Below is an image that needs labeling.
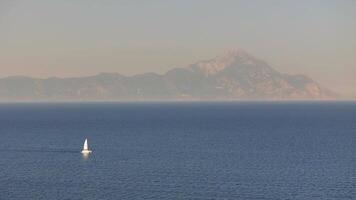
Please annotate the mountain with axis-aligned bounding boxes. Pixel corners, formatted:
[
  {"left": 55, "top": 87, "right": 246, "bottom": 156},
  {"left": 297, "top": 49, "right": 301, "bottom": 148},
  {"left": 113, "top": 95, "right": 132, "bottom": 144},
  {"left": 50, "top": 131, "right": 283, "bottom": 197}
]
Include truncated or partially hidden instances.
[{"left": 0, "top": 49, "right": 337, "bottom": 101}]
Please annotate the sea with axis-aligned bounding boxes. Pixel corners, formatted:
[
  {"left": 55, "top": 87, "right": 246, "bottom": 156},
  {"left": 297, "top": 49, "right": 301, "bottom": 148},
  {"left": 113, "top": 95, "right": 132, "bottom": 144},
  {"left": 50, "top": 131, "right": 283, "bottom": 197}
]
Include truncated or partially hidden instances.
[{"left": 0, "top": 102, "right": 355, "bottom": 200}]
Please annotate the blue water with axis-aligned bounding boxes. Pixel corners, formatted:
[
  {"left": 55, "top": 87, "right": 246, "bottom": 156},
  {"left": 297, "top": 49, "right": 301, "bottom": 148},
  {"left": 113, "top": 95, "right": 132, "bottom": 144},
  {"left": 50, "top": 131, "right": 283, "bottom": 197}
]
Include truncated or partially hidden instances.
[{"left": 0, "top": 102, "right": 355, "bottom": 199}]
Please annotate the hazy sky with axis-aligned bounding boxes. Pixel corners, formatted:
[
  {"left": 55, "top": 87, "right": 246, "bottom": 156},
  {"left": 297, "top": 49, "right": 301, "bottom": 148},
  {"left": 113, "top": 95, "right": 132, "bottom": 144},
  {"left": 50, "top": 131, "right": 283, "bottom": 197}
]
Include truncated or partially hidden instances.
[{"left": 0, "top": 0, "right": 355, "bottom": 96}]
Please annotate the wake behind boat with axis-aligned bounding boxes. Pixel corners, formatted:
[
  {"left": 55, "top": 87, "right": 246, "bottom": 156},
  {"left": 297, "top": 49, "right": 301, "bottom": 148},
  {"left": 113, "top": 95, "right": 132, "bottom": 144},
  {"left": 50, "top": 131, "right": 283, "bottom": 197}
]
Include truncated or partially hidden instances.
[{"left": 81, "top": 138, "right": 92, "bottom": 154}]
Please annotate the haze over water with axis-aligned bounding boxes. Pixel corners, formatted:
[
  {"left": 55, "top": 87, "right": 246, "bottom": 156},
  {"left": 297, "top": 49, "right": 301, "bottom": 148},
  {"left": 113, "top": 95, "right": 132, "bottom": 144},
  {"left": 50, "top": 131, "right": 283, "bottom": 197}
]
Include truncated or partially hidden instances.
[{"left": 0, "top": 102, "right": 355, "bottom": 199}]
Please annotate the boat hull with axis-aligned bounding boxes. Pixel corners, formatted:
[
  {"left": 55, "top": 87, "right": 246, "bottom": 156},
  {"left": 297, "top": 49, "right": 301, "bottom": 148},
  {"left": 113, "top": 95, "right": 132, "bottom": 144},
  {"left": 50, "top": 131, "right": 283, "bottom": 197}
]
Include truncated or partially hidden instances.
[{"left": 81, "top": 150, "right": 92, "bottom": 154}]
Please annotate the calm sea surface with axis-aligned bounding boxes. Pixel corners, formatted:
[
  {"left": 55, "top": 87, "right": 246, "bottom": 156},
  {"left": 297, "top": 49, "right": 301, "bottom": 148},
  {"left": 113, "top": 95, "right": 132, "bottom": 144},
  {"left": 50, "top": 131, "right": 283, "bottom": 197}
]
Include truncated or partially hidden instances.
[{"left": 0, "top": 102, "right": 355, "bottom": 199}]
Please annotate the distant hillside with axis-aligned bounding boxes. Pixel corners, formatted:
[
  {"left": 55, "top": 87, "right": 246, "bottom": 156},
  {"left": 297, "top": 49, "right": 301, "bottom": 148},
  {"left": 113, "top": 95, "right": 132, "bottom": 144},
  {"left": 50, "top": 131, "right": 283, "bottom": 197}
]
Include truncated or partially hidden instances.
[{"left": 0, "top": 49, "right": 337, "bottom": 101}]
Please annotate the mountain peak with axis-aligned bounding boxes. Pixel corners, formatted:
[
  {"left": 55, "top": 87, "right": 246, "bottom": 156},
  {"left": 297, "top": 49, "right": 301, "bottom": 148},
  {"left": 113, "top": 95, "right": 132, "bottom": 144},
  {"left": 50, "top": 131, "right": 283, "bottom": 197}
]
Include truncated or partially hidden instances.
[
  {"left": 190, "top": 48, "right": 267, "bottom": 76},
  {"left": 224, "top": 48, "right": 250, "bottom": 57},
  {"left": 219, "top": 48, "right": 264, "bottom": 64}
]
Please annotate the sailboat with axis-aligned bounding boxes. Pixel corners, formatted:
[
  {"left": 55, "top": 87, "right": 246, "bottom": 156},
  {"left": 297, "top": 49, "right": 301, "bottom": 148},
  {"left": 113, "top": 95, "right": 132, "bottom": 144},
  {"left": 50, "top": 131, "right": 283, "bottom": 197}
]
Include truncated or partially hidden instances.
[{"left": 81, "top": 138, "right": 92, "bottom": 154}]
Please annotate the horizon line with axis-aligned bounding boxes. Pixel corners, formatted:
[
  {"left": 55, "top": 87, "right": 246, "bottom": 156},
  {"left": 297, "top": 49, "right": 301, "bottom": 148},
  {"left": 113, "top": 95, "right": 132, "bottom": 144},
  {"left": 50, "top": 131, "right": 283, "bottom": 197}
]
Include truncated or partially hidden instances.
[{"left": 0, "top": 99, "right": 355, "bottom": 104}]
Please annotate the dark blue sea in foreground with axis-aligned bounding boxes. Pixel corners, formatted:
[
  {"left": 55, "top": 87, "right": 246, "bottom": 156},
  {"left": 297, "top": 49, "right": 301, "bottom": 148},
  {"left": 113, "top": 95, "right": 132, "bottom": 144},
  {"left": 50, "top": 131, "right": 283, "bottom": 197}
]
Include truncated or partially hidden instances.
[{"left": 0, "top": 102, "right": 355, "bottom": 199}]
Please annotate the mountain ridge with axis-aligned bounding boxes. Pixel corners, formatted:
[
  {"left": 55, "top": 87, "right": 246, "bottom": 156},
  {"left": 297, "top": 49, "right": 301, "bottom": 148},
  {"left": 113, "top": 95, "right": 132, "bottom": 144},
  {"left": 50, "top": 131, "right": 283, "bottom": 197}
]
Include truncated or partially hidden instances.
[{"left": 0, "top": 50, "right": 337, "bottom": 101}]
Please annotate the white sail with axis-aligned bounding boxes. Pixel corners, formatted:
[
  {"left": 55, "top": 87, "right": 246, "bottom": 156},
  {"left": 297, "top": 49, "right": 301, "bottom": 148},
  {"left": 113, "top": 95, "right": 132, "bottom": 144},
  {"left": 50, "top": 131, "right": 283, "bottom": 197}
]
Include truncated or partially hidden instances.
[
  {"left": 81, "top": 138, "right": 92, "bottom": 154},
  {"left": 83, "top": 139, "right": 88, "bottom": 150}
]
